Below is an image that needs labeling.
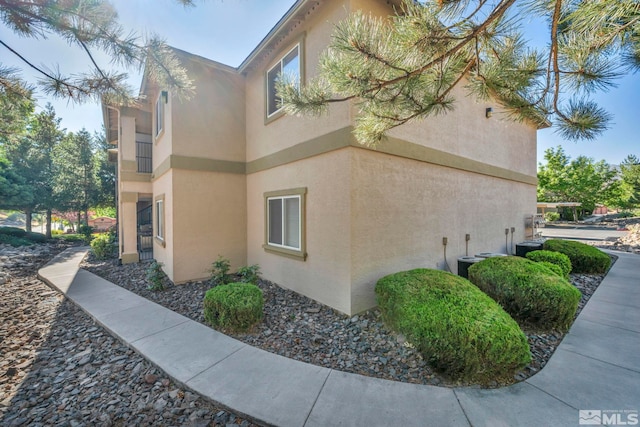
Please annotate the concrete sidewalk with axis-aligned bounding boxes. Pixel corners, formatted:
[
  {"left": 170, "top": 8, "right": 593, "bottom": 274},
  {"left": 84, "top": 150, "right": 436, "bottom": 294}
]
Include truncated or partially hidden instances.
[{"left": 39, "top": 248, "right": 640, "bottom": 427}]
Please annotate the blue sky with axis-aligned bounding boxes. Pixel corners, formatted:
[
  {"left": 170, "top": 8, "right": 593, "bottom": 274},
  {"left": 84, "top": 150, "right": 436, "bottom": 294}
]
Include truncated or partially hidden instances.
[{"left": 2, "top": 0, "right": 638, "bottom": 165}]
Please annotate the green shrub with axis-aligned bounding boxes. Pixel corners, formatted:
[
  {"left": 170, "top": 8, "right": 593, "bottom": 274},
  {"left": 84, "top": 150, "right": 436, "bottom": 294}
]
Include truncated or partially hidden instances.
[
  {"left": 538, "top": 261, "right": 564, "bottom": 277},
  {"left": 543, "top": 239, "right": 611, "bottom": 274},
  {"left": 53, "top": 234, "right": 85, "bottom": 242},
  {"left": 526, "top": 250, "right": 572, "bottom": 277},
  {"left": 90, "top": 232, "right": 117, "bottom": 259},
  {"left": 25, "top": 231, "right": 47, "bottom": 243},
  {"left": 0, "top": 234, "right": 32, "bottom": 247},
  {"left": 77, "top": 223, "right": 94, "bottom": 244},
  {"left": 146, "top": 261, "right": 167, "bottom": 291},
  {"left": 0, "top": 226, "right": 27, "bottom": 237},
  {"left": 544, "top": 212, "right": 560, "bottom": 222},
  {"left": 210, "top": 255, "right": 231, "bottom": 284},
  {"left": 51, "top": 229, "right": 64, "bottom": 236},
  {"left": 203, "top": 283, "right": 264, "bottom": 332},
  {"left": 468, "top": 257, "right": 581, "bottom": 331},
  {"left": 237, "top": 264, "right": 261, "bottom": 285},
  {"left": 375, "top": 269, "right": 530, "bottom": 382}
]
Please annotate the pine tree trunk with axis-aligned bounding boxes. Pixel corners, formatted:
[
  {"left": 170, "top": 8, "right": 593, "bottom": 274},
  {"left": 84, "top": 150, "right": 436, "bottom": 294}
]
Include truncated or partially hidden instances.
[
  {"left": 46, "top": 210, "right": 52, "bottom": 239},
  {"left": 25, "top": 209, "right": 32, "bottom": 232}
]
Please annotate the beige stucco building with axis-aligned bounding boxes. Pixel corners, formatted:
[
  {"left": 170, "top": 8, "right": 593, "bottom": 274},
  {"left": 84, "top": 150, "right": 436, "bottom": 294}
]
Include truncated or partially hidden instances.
[{"left": 102, "top": 0, "right": 541, "bottom": 315}]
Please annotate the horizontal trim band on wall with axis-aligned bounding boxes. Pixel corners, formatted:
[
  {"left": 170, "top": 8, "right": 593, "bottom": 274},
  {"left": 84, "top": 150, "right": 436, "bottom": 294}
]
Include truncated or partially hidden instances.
[
  {"left": 153, "top": 155, "right": 246, "bottom": 179},
  {"left": 146, "top": 127, "right": 537, "bottom": 186}
]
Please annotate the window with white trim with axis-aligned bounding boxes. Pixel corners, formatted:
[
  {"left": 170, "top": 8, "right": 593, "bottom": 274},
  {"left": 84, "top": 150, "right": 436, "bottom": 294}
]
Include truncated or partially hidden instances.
[
  {"left": 155, "top": 198, "right": 164, "bottom": 240},
  {"left": 266, "top": 44, "right": 300, "bottom": 118},
  {"left": 264, "top": 188, "right": 306, "bottom": 260},
  {"left": 268, "top": 195, "right": 300, "bottom": 249},
  {"left": 155, "top": 93, "right": 164, "bottom": 137}
]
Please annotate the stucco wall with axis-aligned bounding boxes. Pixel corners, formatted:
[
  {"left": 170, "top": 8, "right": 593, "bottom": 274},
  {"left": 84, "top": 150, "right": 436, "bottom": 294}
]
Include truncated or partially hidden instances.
[
  {"left": 152, "top": 170, "right": 174, "bottom": 280},
  {"left": 152, "top": 89, "right": 173, "bottom": 171},
  {"left": 172, "top": 59, "right": 245, "bottom": 162},
  {"left": 349, "top": 148, "right": 537, "bottom": 314},
  {"left": 171, "top": 169, "right": 247, "bottom": 283},
  {"left": 247, "top": 149, "right": 352, "bottom": 314},
  {"left": 244, "top": 1, "right": 351, "bottom": 162}
]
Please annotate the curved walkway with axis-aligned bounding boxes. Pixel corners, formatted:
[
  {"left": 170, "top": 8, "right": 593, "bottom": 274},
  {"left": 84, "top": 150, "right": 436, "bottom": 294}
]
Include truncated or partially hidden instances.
[{"left": 39, "top": 249, "right": 640, "bottom": 427}]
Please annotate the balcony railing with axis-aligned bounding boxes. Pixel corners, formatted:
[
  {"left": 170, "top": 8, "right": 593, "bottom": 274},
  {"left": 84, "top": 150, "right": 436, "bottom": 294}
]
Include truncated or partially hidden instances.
[{"left": 136, "top": 140, "right": 152, "bottom": 173}]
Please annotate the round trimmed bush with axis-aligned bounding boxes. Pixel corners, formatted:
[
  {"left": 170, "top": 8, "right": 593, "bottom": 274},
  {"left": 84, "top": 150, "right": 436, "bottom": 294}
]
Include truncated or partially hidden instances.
[
  {"left": 376, "top": 269, "right": 531, "bottom": 382},
  {"left": 25, "top": 231, "right": 47, "bottom": 243},
  {"left": 468, "top": 256, "right": 581, "bottom": 331},
  {"left": 0, "top": 226, "right": 27, "bottom": 237},
  {"left": 538, "top": 261, "right": 564, "bottom": 277},
  {"left": 203, "top": 283, "right": 264, "bottom": 332},
  {"left": 543, "top": 239, "right": 611, "bottom": 274},
  {"left": 526, "top": 250, "right": 571, "bottom": 277},
  {"left": 0, "top": 233, "right": 32, "bottom": 247}
]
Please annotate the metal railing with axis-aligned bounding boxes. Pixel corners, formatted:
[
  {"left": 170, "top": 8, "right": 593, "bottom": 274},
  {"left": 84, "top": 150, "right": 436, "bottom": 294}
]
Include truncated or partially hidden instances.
[{"left": 136, "top": 140, "right": 152, "bottom": 173}]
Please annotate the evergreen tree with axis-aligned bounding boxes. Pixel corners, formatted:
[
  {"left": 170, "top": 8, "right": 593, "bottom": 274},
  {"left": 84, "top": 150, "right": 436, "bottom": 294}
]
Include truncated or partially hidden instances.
[
  {"left": 619, "top": 155, "right": 640, "bottom": 207},
  {"left": 53, "top": 129, "right": 98, "bottom": 225},
  {"left": 4, "top": 103, "right": 64, "bottom": 235},
  {"left": 93, "top": 129, "right": 116, "bottom": 209},
  {"left": 280, "top": 0, "right": 640, "bottom": 145},
  {"left": 0, "top": 154, "right": 33, "bottom": 210}
]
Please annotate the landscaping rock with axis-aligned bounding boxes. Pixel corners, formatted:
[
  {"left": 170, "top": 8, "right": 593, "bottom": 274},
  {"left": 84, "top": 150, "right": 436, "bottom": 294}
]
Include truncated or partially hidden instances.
[
  {"left": 0, "top": 243, "right": 258, "bottom": 427},
  {"left": 82, "top": 253, "right": 612, "bottom": 388}
]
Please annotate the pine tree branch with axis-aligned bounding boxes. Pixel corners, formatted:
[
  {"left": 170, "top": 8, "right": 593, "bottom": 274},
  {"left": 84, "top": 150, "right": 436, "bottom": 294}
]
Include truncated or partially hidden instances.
[
  {"left": 322, "top": 0, "right": 516, "bottom": 104},
  {"left": 0, "top": 39, "right": 91, "bottom": 97}
]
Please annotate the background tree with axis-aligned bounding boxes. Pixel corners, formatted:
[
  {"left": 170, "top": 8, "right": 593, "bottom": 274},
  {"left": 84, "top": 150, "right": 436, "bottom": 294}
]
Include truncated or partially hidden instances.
[
  {"left": 93, "top": 129, "right": 116, "bottom": 209},
  {"left": 0, "top": 153, "right": 33, "bottom": 210},
  {"left": 0, "top": 0, "right": 195, "bottom": 105},
  {"left": 0, "top": 68, "right": 33, "bottom": 139},
  {"left": 538, "top": 146, "right": 620, "bottom": 219},
  {"left": 4, "top": 103, "right": 64, "bottom": 235},
  {"left": 619, "top": 155, "right": 640, "bottom": 207},
  {"left": 280, "top": 0, "right": 640, "bottom": 145},
  {"left": 53, "top": 129, "right": 98, "bottom": 226}
]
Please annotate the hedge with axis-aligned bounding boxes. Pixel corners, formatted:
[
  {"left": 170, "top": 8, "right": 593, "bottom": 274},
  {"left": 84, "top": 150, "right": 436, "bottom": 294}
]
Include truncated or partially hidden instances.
[
  {"left": 376, "top": 269, "right": 531, "bottom": 382},
  {"left": 526, "top": 250, "right": 572, "bottom": 277},
  {"left": 468, "top": 257, "right": 581, "bottom": 331},
  {"left": 203, "top": 283, "right": 264, "bottom": 332},
  {"left": 0, "top": 227, "right": 47, "bottom": 246},
  {"left": 543, "top": 239, "right": 611, "bottom": 274}
]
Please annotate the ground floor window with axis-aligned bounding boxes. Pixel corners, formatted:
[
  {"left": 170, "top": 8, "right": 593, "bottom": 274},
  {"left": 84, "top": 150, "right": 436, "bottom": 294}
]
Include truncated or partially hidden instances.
[
  {"left": 264, "top": 187, "right": 306, "bottom": 260},
  {"left": 155, "top": 195, "right": 165, "bottom": 245}
]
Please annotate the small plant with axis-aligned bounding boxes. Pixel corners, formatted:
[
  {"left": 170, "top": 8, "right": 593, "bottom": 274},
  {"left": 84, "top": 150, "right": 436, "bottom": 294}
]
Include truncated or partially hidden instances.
[
  {"left": 203, "top": 282, "right": 264, "bottom": 332},
  {"left": 146, "top": 261, "right": 167, "bottom": 291},
  {"left": 90, "top": 232, "right": 117, "bottom": 259},
  {"left": 544, "top": 212, "right": 560, "bottom": 222},
  {"left": 526, "top": 250, "right": 572, "bottom": 277},
  {"left": 210, "top": 255, "right": 231, "bottom": 285},
  {"left": 237, "top": 264, "right": 261, "bottom": 285}
]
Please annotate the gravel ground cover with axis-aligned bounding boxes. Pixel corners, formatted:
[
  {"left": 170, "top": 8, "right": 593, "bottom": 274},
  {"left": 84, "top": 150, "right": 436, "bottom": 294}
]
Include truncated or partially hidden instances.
[
  {"left": 1, "top": 243, "right": 258, "bottom": 427},
  {"left": 82, "top": 255, "right": 613, "bottom": 388}
]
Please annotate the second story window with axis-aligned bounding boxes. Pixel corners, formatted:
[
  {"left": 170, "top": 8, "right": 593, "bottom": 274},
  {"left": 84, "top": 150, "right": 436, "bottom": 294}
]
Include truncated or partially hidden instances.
[
  {"left": 266, "top": 44, "right": 300, "bottom": 118},
  {"left": 155, "top": 92, "right": 165, "bottom": 137}
]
